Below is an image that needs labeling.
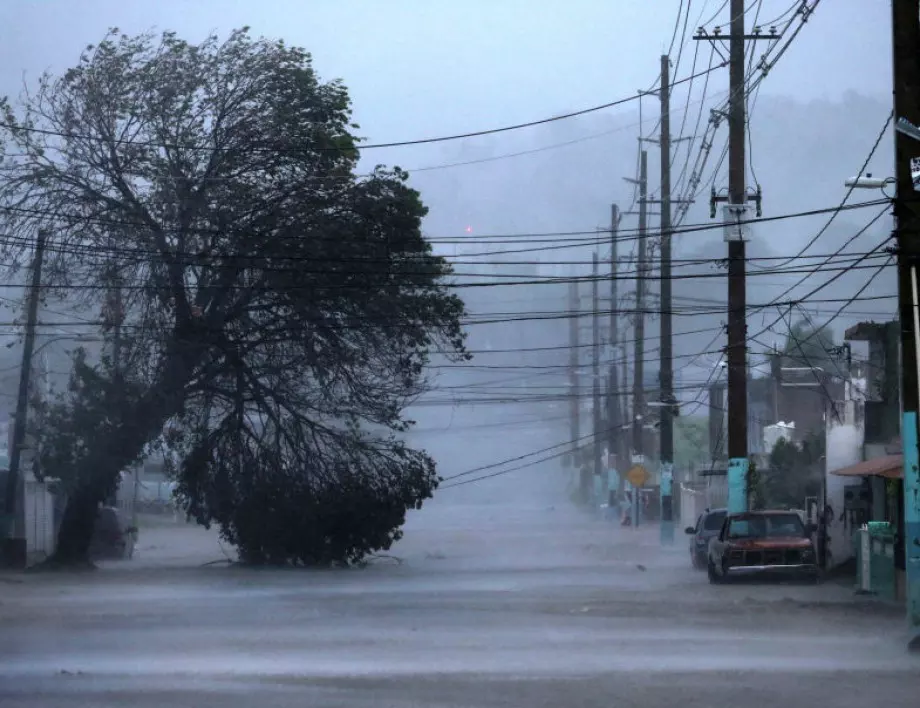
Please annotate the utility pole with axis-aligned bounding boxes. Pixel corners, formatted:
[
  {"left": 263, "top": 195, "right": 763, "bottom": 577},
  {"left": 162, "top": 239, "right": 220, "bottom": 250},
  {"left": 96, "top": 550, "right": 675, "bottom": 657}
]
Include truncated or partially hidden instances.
[
  {"left": 113, "top": 276, "right": 123, "bottom": 379},
  {"left": 892, "top": 0, "right": 920, "bottom": 652},
  {"left": 104, "top": 262, "right": 124, "bottom": 508},
  {"left": 658, "top": 54, "right": 675, "bottom": 545},
  {"left": 568, "top": 280, "right": 582, "bottom": 490},
  {"left": 725, "top": 0, "right": 748, "bottom": 515},
  {"left": 2, "top": 230, "right": 46, "bottom": 568},
  {"left": 631, "top": 153, "right": 648, "bottom": 470},
  {"left": 607, "top": 204, "right": 622, "bottom": 492},
  {"left": 592, "top": 252, "right": 603, "bottom": 505},
  {"left": 624, "top": 152, "right": 649, "bottom": 528},
  {"left": 697, "top": 1, "right": 765, "bottom": 514},
  {"left": 632, "top": 153, "right": 648, "bottom": 529}
]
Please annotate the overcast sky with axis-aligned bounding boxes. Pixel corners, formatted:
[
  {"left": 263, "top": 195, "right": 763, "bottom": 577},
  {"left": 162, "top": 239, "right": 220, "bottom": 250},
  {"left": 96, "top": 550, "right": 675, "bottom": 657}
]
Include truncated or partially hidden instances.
[
  {"left": 0, "top": 1, "right": 900, "bottom": 442},
  {"left": 0, "top": 1, "right": 891, "bottom": 149}
]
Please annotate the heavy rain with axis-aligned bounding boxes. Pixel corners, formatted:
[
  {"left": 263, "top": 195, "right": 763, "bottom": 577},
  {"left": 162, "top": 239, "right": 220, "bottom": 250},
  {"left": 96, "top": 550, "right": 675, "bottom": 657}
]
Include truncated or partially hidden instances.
[{"left": 0, "top": 1, "right": 919, "bottom": 706}]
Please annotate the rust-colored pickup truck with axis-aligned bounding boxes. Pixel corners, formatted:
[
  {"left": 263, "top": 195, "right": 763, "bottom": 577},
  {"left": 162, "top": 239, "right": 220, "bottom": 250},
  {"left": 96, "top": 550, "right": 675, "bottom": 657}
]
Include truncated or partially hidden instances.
[{"left": 706, "top": 510, "right": 819, "bottom": 584}]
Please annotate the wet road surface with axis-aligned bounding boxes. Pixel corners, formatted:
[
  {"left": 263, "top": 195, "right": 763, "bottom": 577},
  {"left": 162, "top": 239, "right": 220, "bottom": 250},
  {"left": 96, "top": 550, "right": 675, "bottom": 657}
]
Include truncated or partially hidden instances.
[{"left": 1, "top": 502, "right": 918, "bottom": 706}]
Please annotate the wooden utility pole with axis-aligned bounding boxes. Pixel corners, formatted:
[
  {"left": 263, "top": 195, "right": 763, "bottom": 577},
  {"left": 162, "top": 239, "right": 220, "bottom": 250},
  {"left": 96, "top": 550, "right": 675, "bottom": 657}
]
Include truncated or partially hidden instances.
[
  {"left": 607, "top": 204, "right": 622, "bottom": 480},
  {"left": 658, "top": 54, "right": 675, "bottom": 544},
  {"left": 113, "top": 277, "right": 123, "bottom": 379},
  {"left": 621, "top": 154, "right": 650, "bottom": 528},
  {"left": 2, "top": 230, "right": 46, "bottom": 568},
  {"left": 592, "top": 252, "right": 603, "bottom": 492},
  {"left": 568, "top": 280, "right": 580, "bottom": 462},
  {"left": 725, "top": 0, "right": 749, "bottom": 514},
  {"left": 104, "top": 262, "right": 124, "bottom": 508},
  {"left": 696, "top": 1, "right": 766, "bottom": 513},
  {"left": 630, "top": 152, "right": 648, "bottom": 469},
  {"left": 892, "top": 0, "right": 920, "bottom": 651}
]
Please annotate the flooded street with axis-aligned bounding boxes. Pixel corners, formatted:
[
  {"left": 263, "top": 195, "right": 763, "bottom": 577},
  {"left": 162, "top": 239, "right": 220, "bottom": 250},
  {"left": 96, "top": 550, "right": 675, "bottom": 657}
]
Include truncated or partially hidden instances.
[{"left": 1, "top": 502, "right": 918, "bottom": 707}]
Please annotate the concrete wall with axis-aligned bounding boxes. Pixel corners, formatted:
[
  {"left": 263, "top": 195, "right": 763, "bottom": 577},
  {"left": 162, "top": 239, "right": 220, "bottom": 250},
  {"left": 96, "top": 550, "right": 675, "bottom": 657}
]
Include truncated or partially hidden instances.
[{"left": 825, "top": 399, "right": 865, "bottom": 568}]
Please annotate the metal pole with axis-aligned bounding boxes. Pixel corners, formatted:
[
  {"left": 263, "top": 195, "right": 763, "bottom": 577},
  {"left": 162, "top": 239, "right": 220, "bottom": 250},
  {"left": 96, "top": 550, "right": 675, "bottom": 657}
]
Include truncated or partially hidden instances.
[
  {"left": 726, "top": 0, "right": 749, "bottom": 514},
  {"left": 892, "top": 0, "right": 920, "bottom": 652},
  {"left": 2, "top": 230, "right": 46, "bottom": 568},
  {"left": 659, "top": 54, "right": 675, "bottom": 545}
]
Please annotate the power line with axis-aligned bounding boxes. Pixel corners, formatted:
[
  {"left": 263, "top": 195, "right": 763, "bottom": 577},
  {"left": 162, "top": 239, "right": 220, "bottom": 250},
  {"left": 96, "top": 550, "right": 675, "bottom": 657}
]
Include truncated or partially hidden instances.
[
  {"left": 750, "top": 110, "right": 894, "bottom": 270},
  {"left": 435, "top": 264, "right": 893, "bottom": 488},
  {"left": 747, "top": 206, "right": 893, "bottom": 317},
  {"left": 0, "top": 259, "right": 891, "bottom": 300},
  {"left": 0, "top": 66, "right": 727, "bottom": 155},
  {"left": 747, "top": 244, "right": 895, "bottom": 356},
  {"left": 0, "top": 197, "right": 892, "bottom": 256}
]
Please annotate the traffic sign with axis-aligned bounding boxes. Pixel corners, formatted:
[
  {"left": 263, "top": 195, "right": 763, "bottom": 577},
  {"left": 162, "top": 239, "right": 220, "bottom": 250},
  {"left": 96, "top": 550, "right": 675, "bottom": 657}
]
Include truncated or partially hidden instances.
[{"left": 626, "top": 464, "right": 649, "bottom": 488}]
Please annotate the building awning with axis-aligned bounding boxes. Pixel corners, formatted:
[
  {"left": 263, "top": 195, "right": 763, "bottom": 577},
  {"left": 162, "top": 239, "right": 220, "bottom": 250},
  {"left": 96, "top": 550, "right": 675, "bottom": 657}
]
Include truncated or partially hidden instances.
[{"left": 830, "top": 454, "right": 904, "bottom": 480}]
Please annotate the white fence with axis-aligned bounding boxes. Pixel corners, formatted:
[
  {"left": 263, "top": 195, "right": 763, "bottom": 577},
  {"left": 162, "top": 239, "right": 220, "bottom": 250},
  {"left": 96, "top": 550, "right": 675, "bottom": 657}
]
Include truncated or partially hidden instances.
[
  {"left": 23, "top": 480, "right": 55, "bottom": 565},
  {"left": 705, "top": 475, "right": 729, "bottom": 509},
  {"left": 680, "top": 476, "right": 730, "bottom": 531},
  {"left": 680, "top": 483, "right": 708, "bottom": 531}
]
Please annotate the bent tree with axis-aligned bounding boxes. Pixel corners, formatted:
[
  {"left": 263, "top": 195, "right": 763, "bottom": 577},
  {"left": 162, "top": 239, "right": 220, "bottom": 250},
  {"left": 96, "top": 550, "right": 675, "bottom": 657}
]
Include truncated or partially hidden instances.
[{"left": 0, "top": 28, "right": 467, "bottom": 566}]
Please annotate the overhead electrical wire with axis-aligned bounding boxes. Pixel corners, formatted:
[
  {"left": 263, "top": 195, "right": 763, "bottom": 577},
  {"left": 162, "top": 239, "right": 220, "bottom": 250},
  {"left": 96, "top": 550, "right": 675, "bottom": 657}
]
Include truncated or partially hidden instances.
[
  {"left": 744, "top": 0, "right": 765, "bottom": 190},
  {"left": 435, "top": 255, "right": 893, "bottom": 487},
  {"left": 746, "top": 205, "right": 892, "bottom": 319},
  {"left": 0, "top": 197, "right": 891, "bottom": 259},
  {"left": 0, "top": 259, "right": 890, "bottom": 297},
  {"left": 671, "top": 0, "right": 819, "bottom": 225},
  {"left": 748, "top": 110, "right": 894, "bottom": 271},
  {"left": 0, "top": 66, "right": 727, "bottom": 156},
  {"left": 428, "top": 0, "right": 859, "bottom": 491}
]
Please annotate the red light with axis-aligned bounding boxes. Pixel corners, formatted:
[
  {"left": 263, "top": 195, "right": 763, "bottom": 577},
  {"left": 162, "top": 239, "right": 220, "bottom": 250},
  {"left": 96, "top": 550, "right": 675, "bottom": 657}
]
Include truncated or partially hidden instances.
[{"left": 465, "top": 226, "right": 473, "bottom": 233}]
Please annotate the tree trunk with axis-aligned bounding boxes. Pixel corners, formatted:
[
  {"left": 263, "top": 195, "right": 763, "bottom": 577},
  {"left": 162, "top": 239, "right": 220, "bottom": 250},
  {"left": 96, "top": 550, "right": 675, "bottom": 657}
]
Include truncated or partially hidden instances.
[
  {"left": 47, "top": 414, "right": 170, "bottom": 566},
  {"left": 48, "top": 486, "right": 101, "bottom": 567},
  {"left": 43, "top": 328, "right": 206, "bottom": 567}
]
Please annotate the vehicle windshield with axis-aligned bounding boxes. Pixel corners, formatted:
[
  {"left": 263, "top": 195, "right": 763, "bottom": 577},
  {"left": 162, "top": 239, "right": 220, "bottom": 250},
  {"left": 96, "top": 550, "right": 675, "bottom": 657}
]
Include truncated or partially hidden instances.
[
  {"left": 702, "top": 511, "right": 726, "bottom": 531},
  {"left": 726, "top": 513, "right": 805, "bottom": 539}
]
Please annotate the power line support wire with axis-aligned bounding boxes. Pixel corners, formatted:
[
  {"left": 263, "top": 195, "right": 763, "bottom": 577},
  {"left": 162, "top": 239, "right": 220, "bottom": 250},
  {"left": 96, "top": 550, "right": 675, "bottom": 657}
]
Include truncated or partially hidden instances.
[
  {"left": 892, "top": 0, "right": 920, "bottom": 652},
  {"left": 659, "top": 54, "right": 675, "bottom": 545},
  {"left": 2, "top": 229, "right": 46, "bottom": 568}
]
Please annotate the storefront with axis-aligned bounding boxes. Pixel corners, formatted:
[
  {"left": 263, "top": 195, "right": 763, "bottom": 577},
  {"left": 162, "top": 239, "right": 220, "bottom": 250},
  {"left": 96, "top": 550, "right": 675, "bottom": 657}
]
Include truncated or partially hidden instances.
[{"left": 830, "top": 455, "right": 905, "bottom": 601}]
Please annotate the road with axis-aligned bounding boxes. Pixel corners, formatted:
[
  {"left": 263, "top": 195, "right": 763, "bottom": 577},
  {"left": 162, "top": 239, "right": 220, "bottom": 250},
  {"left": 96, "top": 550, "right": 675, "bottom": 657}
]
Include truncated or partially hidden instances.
[{"left": 0, "top": 501, "right": 918, "bottom": 707}]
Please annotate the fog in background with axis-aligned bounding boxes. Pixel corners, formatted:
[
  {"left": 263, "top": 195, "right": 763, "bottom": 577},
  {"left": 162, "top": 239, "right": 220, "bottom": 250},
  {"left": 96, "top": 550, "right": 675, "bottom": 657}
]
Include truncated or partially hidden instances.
[{"left": 0, "top": 1, "right": 896, "bottom": 508}]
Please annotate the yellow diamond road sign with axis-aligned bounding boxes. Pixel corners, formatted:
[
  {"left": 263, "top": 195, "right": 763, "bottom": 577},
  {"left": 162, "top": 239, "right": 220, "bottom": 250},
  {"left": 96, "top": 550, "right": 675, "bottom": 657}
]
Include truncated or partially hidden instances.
[{"left": 626, "top": 464, "right": 649, "bottom": 488}]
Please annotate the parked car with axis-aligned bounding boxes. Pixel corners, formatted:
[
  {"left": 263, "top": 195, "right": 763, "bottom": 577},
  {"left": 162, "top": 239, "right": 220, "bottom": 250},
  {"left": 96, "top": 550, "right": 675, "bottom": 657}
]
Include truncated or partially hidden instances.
[
  {"left": 684, "top": 508, "right": 727, "bottom": 569},
  {"left": 707, "top": 510, "right": 818, "bottom": 584},
  {"left": 89, "top": 506, "right": 137, "bottom": 560}
]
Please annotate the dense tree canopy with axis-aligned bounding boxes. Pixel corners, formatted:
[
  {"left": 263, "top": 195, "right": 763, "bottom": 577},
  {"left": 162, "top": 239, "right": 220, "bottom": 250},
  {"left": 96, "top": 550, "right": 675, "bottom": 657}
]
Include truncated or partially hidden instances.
[{"left": 0, "top": 28, "right": 467, "bottom": 565}]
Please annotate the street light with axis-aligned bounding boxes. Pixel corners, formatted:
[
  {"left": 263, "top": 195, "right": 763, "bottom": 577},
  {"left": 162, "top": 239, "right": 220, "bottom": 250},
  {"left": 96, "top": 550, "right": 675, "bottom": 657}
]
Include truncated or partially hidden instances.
[{"left": 844, "top": 172, "right": 895, "bottom": 190}]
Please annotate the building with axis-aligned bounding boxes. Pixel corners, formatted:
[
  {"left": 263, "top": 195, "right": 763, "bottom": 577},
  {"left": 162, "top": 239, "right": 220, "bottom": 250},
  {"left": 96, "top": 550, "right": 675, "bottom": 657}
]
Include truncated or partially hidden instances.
[{"left": 823, "top": 321, "right": 906, "bottom": 601}]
